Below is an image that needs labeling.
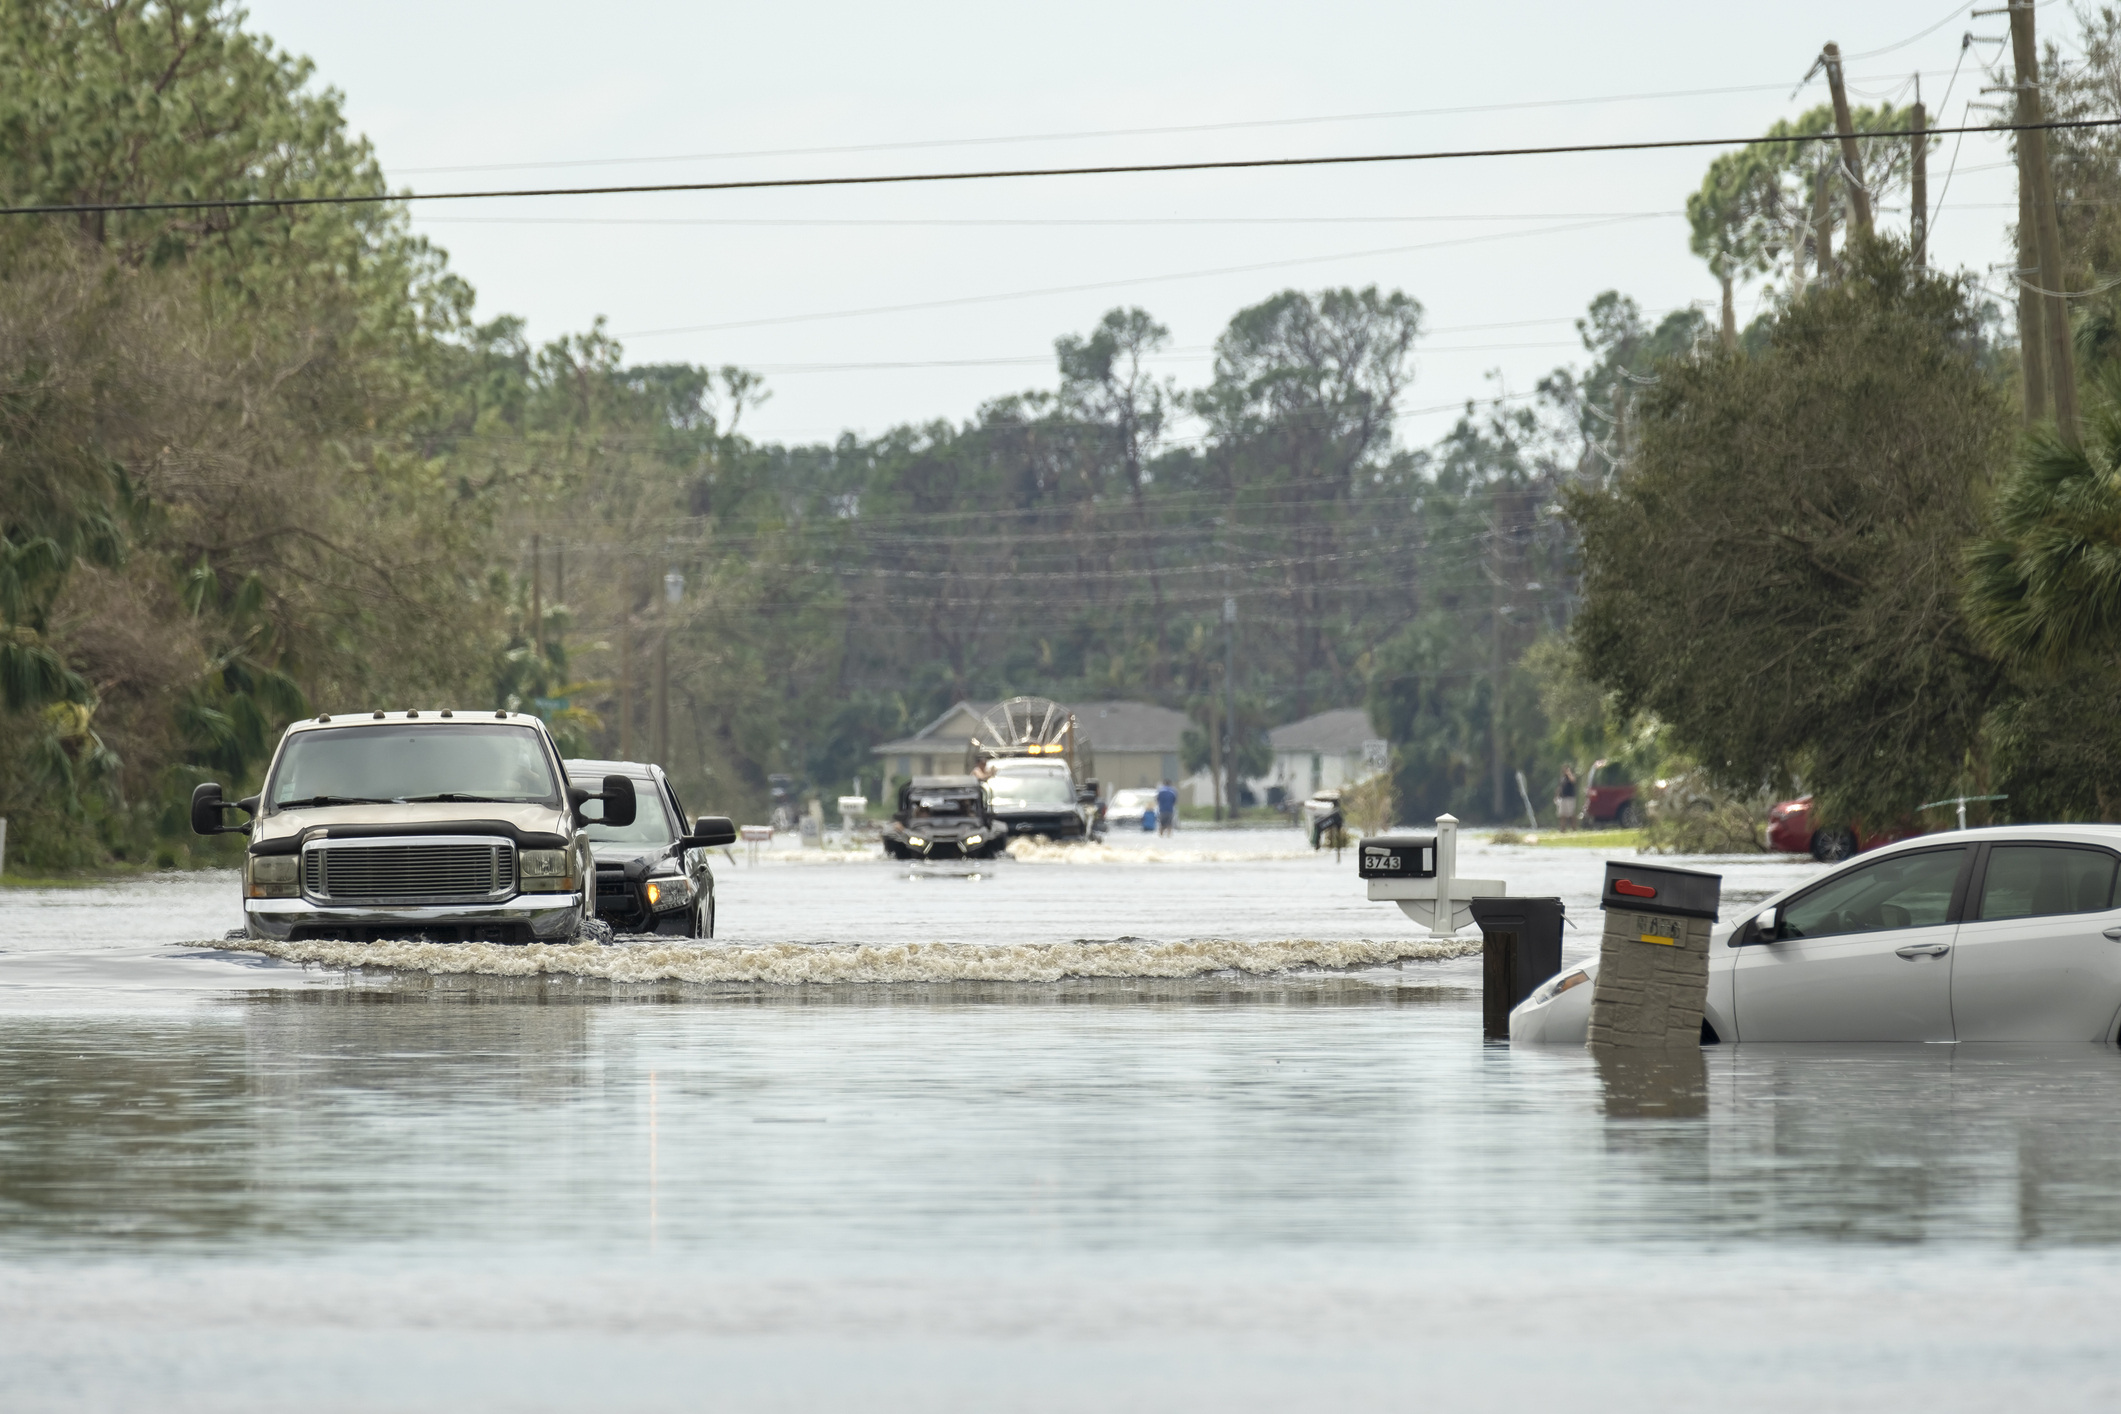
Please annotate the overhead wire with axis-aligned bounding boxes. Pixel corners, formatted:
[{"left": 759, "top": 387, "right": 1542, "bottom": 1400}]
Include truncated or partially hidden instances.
[
  {"left": 390, "top": 75, "right": 1965, "bottom": 177},
  {"left": 3, "top": 116, "right": 2112, "bottom": 218},
  {"left": 612, "top": 215, "right": 1659, "bottom": 339}
]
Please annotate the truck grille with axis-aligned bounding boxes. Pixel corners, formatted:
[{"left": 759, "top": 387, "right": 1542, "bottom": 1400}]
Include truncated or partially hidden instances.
[{"left": 303, "top": 841, "right": 515, "bottom": 903}]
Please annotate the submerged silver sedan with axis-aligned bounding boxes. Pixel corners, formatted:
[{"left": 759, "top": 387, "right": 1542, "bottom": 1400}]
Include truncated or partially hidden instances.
[{"left": 1513, "top": 825, "right": 2121, "bottom": 1044}]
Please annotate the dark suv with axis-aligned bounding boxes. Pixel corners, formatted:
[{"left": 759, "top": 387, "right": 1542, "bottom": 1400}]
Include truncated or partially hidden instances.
[
  {"left": 563, "top": 758, "right": 735, "bottom": 936},
  {"left": 883, "top": 775, "right": 999, "bottom": 860}
]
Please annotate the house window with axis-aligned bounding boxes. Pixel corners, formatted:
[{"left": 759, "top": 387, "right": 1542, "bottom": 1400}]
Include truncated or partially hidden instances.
[{"left": 1311, "top": 753, "right": 1323, "bottom": 791}]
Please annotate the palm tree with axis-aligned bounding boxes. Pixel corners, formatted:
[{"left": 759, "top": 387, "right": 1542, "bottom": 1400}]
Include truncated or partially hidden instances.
[{"left": 1966, "top": 366, "right": 2121, "bottom": 667}]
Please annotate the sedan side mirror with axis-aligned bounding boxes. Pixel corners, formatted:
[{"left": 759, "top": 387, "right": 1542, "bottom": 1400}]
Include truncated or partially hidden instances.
[
  {"left": 687, "top": 815, "right": 737, "bottom": 847},
  {"left": 569, "top": 775, "right": 637, "bottom": 828},
  {"left": 1753, "top": 905, "right": 1778, "bottom": 942},
  {"left": 189, "top": 782, "right": 255, "bottom": 836}
]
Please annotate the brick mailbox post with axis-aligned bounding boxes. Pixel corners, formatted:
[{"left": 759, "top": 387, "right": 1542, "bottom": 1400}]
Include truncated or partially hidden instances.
[{"left": 1586, "top": 861, "right": 1722, "bottom": 1050}]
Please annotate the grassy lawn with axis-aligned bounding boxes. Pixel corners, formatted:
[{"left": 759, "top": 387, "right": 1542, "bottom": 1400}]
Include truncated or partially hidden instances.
[{"left": 1488, "top": 828, "right": 1645, "bottom": 851}]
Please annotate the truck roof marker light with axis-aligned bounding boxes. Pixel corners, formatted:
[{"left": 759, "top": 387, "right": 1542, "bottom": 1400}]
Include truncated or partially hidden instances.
[
  {"left": 315, "top": 714, "right": 330, "bottom": 723},
  {"left": 440, "top": 710, "right": 452, "bottom": 718},
  {"left": 406, "top": 709, "right": 418, "bottom": 717},
  {"left": 1613, "top": 878, "right": 1658, "bottom": 898},
  {"left": 495, "top": 710, "right": 508, "bottom": 718},
  {"left": 372, "top": 711, "right": 385, "bottom": 719}
]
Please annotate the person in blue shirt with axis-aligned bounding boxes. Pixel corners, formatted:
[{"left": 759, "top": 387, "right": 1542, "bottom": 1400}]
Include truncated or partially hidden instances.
[{"left": 1155, "top": 780, "right": 1178, "bottom": 837}]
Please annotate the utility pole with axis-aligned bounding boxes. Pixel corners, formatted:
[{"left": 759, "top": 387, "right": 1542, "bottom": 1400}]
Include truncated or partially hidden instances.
[
  {"left": 619, "top": 568, "right": 634, "bottom": 758},
  {"left": 2010, "top": 0, "right": 2079, "bottom": 440},
  {"left": 1910, "top": 99, "right": 1928, "bottom": 267},
  {"left": 2014, "top": 116, "right": 2049, "bottom": 422},
  {"left": 1822, "top": 44, "right": 1874, "bottom": 236},
  {"left": 1811, "top": 152, "right": 1835, "bottom": 284},
  {"left": 1486, "top": 518, "right": 1505, "bottom": 822},
  {"left": 656, "top": 567, "right": 681, "bottom": 764},
  {"left": 530, "top": 533, "right": 544, "bottom": 663},
  {"left": 1222, "top": 594, "right": 1238, "bottom": 820}
]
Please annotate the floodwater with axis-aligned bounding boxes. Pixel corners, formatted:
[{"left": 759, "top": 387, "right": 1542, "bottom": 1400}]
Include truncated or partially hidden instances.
[{"left": 6, "top": 830, "right": 2121, "bottom": 1411}]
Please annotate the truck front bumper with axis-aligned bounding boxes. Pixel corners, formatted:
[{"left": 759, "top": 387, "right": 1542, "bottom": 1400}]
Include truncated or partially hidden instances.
[{"left": 243, "top": 894, "right": 585, "bottom": 943}]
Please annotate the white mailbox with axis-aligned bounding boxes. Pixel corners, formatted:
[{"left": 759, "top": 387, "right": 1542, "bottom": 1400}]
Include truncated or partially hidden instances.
[{"left": 1357, "top": 813, "right": 1505, "bottom": 934}]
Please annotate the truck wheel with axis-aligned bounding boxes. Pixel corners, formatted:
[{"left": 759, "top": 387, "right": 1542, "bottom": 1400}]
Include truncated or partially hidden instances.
[
  {"left": 575, "top": 917, "right": 614, "bottom": 946},
  {"left": 1614, "top": 800, "right": 1640, "bottom": 829},
  {"left": 1810, "top": 826, "right": 1858, "bottom": 862}
]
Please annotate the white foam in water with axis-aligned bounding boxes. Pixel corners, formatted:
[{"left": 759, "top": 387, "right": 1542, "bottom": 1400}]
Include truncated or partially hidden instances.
[{"left": 201, "top": 933, "right": 1480, "bottom": 983}]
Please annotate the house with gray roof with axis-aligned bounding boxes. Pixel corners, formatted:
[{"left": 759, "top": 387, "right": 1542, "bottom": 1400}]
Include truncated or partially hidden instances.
[{"left": 1255, "top": 707, "right": 1389, "bottom": 801}]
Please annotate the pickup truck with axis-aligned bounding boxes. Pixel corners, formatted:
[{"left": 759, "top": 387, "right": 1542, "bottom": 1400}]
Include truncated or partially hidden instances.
[{"left": 192, "top": 709, "right": 636, "bottom": 944}]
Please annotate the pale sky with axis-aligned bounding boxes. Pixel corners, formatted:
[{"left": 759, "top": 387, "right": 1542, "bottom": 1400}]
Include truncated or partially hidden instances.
[{"left": 244, "top": 0, "right": 2036, "bottom": 449}]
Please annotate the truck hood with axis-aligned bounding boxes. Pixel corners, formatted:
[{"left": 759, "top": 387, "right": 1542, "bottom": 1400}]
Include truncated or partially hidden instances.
[{"left": 250, "top": 800, "right": 571, "bottom": 852}]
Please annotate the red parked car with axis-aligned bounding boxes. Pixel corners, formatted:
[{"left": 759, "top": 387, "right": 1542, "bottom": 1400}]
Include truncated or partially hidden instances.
[{"left": 1765, "top": 796, "right": 1921, "bottom": 862}]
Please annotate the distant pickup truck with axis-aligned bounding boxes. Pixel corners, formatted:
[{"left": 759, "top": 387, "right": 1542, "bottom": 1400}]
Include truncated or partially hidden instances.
[{"left": 192, "top": 709, "right": 637, "bottom": 944}]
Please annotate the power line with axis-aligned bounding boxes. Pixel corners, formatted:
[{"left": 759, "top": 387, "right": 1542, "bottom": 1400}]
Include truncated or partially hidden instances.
[
  {"left": 390, "top": 75, "right": 1963, "bottom": 177},
  {"left": 613, "top": 216, "right": 1659, "bottom": 338},
  {"left": 421, "top": 210, "right": 1683, "bottom": 229},
  {"left": 5, "top": 117, "right": 2111, "bottom": 219},
  {"left": 748, "top": 341, "right": 1578, "bottom": 375}
]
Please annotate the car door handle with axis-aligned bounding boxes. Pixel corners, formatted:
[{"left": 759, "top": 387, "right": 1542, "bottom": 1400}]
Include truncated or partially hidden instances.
[
  {"left": 2105, "top": 926, "right": 2121, "bottom": 941},
  {"left": 1894, "top": 943, "right": 1951, "bottom": 959}
]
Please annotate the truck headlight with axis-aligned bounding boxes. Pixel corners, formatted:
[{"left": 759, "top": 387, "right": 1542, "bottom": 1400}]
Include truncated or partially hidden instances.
[
  {"left": 963, "top": 834, "right": 983, "bottom": 849},
  {"left": 906, "top": 835, "right": 926, "bottom": 849},
  {"left": 246, "top": 853, "right": 299, "bottom": 899},
  {"left": 518, "top": 849, "right": 577, "bottom": 891},
  {"left": 644, "top": 875, "right": 693, "bottom": 912}
]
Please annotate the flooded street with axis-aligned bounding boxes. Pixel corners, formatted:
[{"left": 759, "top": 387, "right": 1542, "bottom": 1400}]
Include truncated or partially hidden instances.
[{"left": 7, "top": 832, "right": 2121, "bottom": 1410}]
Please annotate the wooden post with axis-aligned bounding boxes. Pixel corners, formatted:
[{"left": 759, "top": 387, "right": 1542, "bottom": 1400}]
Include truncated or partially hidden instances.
[
  {"left": 619, "top": 569, "right": 634, "bottom": 759},
  {"left": 1222, "top": 594, "right": 1238, "bottom": 818},
  {"left": 530, "top": 533, "right": 543, "bottom": 663},
  {"left": 2016, "top": 127, "right": 2048, "bottom": 423},
  {"left": 2011, "top": 0, "right": 2079, "bottom": 440},
  {"left": 1822, "top": 44, "right": 1874, "bottom": 235},
  {"left": 1812, "top": 153, "right": 1835, "bottom": 282},
  {"left": 1910, "top": 100, "right": 1928, "bottom": 267}
]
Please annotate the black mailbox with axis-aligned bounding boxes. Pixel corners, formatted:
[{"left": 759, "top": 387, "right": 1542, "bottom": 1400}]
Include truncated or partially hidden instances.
[
  {"left": 1469, "top": 896, "right": 1564, "bottom": 1041},
  {"left": 1599, "top": 861, "right": 1721, "bottom": 920},
  {"left": 1357, "top": 833, "right": 1437, "bottom": 880}
]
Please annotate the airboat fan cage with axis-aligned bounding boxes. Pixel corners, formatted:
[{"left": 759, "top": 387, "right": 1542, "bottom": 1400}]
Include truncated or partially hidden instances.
[{"left": 965, "top": 695, "right": 1092, "bottom": 775}]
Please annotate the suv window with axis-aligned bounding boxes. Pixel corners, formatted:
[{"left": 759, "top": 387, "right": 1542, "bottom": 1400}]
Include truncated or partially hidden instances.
[
  {"left": 1778, "top": 847, "right": 1966, "bottom": 940},
  {"left": 1977, "top": 845, "right": 2119, "bottom": 921}
]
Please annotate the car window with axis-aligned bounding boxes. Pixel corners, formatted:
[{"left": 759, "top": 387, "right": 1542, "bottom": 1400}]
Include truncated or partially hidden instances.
[
  {"left": 1978, "top": 845, "right": 2119, "bottom": 921},
  {"left": 1778, "top": 847, "right": 1966, "bottom": 940},
  {"left": 581, "top": 782, "right": 677, "bottom": 846}
]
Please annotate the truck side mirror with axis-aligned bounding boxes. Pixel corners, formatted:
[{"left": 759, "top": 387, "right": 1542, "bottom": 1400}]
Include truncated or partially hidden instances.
[
  {"left": 190, "top": 782, "right": 254, "bottom": 836},
  {"left": 598, "top": 775, "right": 636, "bottom": 828},
  {"left": 569, "top": 775, "right": 637, "bottom": 828},
  {"left": 688, "top": 815, "right": 737, "bottom": 847}
]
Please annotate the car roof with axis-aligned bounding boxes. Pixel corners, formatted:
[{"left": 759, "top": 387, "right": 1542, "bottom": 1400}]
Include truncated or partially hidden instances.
[
  {"left": 563, "top": 758, "right": 662, "bottom": 782},
  {"left": 285, "top": 710, "right": 554, "bottom": 736},
  {"left": 910, "top": 775, "right": 980, "bottom": 788},
  {"left": 1864, "top": 823, "right": 2121, "bottom": 853}
]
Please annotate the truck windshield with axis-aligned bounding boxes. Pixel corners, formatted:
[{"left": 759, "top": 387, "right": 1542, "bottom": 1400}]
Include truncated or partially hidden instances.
[
  {"left": 267, "top": 724, "right": 560, "bottom": 809},
  {"left": 988, "top": 769, "right": 1074, "bottom": 807}
]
